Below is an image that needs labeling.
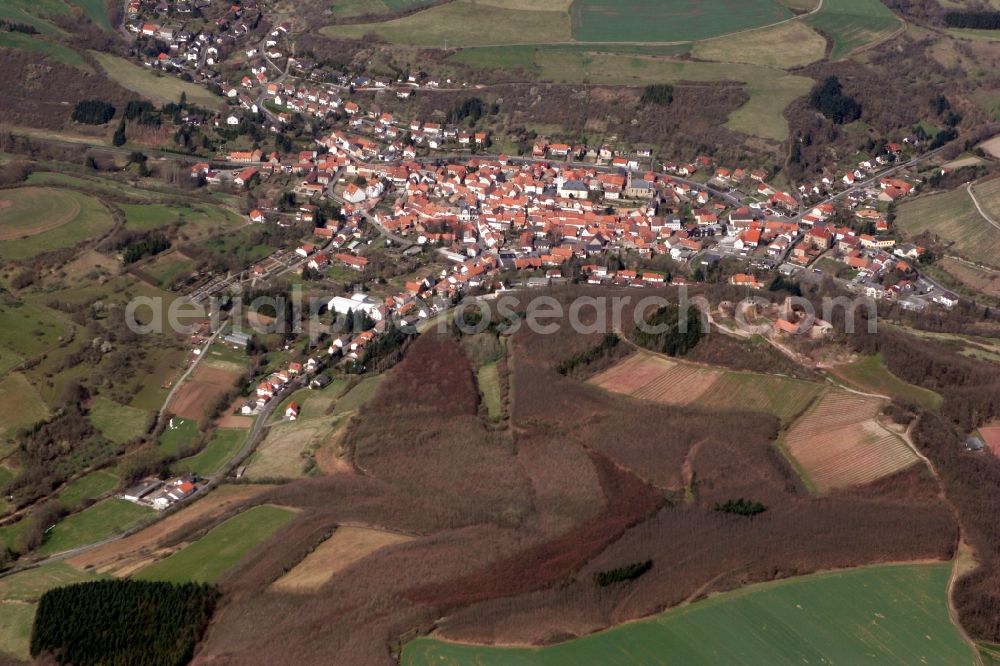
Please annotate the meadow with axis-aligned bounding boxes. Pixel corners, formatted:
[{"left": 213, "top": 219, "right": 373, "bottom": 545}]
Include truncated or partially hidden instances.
[
  {"left": 0, "top": 563, "right": 101, "bottom": 661},
  {"left": 38, "top": 499, "right": 154, "bottom": 556},
  {"left": 896, "top": 179, "right": 1000, "bottom": 269},
  {"left": 691, "top": 19, "right": 825, "bottom": 68},
  {"left": 0, "top": 187, "right": 114, "bottom": 261},
  {"left": 0, "top": 32, "right": 90, "bottom": 72},
  {"left": 122, "top": 202, "right": 243, "bottom": 238},
  {"left": 56, "top": 469, "right": 119, "bottom": 510},
  {"left": 134, "top": 504, "right": 296, "bottom": 583},
  {"left": 172, "top": 428, "right": 245, "bottom": 477},
  {"left": 272, "top": 526, "right": 413, "bottom": 591},
  {"left": 829, "top": 354, "right": 943, "bottom": 410},
  {"left": 477, "top": 362, "right": 502, "bottom": 420},
  {"left": 402, "top": 564, "right": 975, "bottom": 665},
  {"left": 90, "top": 51, "right": 224, "bottom": 110},
  {"left": 0, "top": 373, "right": 50, "bottom": 447},
  {"left": 157, "top": 417, "right": 200, "bottom": 458},
  {"left": 88, "top": 396, "right": 151, "bottom": 444},
  {"left": 805, "top": 0, "right": 902, "bottom": 60},
  {"left": 571, "top": 0, "right": 792, "bottom": 43}
]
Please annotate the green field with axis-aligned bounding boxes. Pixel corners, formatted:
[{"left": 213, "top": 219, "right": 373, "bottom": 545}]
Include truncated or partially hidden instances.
[
  {"left": 330, "top": 0, "right": 437, "bottom": 17},
  {"left": 68, "top": 0, "right": 112, "bottom": 30},
  {"left": 805, "top": 0, "right": 902, "bottom": 60},
  {"left": 0, "top": 563, "right": 102, "bottom": 660},
  {"left": 896, "top": 179, "right": 1000, "bottom": 269},
  {"left": 90, "top": 51, "right": 224, "bottom": 110},
  {"left": 830, "top": 354, "right": 943, "bottom": 410},
  {"left": 122, "top": 202, "right": 243, "bottom": 236},
  {"left": 332, "top": 375, "right": 385, "bottom": 415},
  {"left": 571, "top": 0, "right": 792, "bottom": 42},
  {"left": 324, "top": 1, "right": 572, "bottom": 46},
  {"left": 135, "top": 505, "right": 296, "bottom": 583},
  {"left": 38, "top": 499, "right": 153, "bottom": 556},
  {"left": 0, "top": 187, "right": 114, "bottom": 261},
  {"left": 0, "top": 298, "right": 68, "bottom": 375},
  {"left": 0, "top": 373, "right": 50, "bottom": 446},
  {"left": 88, "top": 396, "right": 151, "bottom": 444},
  {"left": 701, "top": 372, "right": 823, "bottom": 424},
  {"left": 56, "top": 469, "right": 119, "bottom": 510},
  {"left": 0, "top": 32, "right": 89, "bottom": 71},
  {"left": 172, "top": 428, "right": 245, "bottom": 477},
  {"left": 0, "top": 0, "right": 67, "bottom": 35},
  {"left": 403, "top": 564, "right": 974, "bottom": 665},
  {"left": 478, "top": 362, "right": 502, "bottom": 420},
  {"left": 158, "top": 417, "right": 200, "bottom": 458}
]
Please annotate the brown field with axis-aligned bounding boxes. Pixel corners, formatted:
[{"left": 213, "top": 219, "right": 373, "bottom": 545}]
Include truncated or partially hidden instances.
[
  {"left": 783, "top": 391, "right": 921, "bottom": 492},
  {"left": 590, "top": 353, "right": 722, "bottom": 405},
  {"left": 980, "top": 423, "right": 1000, "bottom": 457},
  {"left": 272, "top": 526, "right": 413, "bottom": 592},
  {"left": 168, "top": 364, "right": 241, "bottom": 421},
  {"left": 67, "top": 484, "right": 272, "bottom": 576},
  {"left": 216, "top": 396, "right": 254, "bottom": 429},
  {"left": 979, "top": 134, "right": 1000, "bottom": 159}
]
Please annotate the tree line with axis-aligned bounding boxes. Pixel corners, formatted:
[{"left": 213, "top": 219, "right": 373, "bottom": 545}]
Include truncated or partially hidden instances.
[{"left": 944, "top": 10, "right": 1000, "bottom": 29}]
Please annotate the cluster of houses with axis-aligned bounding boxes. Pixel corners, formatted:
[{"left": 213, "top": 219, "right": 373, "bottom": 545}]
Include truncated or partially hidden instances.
[
  {"left": 243, "top": 356, "right": 318, "bottom": 415},
  {"left": 122, "top": 475, "right": 197, "bottom": 510}
]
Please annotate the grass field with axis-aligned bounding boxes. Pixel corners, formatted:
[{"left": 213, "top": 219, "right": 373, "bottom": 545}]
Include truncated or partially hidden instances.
[
  {"left": 329, "top": 0, "right": 438, "bottom": 17},
  {"left": 896, "top": 179, "right": 1000, "bottom": 269},
  {"left": 571, "top": 0, "right": 792, "bottom": 42},
  {"left": 0, "top": 32, "right": 90, "bottom": 71},
  {"left": 0, "top": 299, "right": 68, "bottom": 375},
  {"left": 246, "top": 416, "right": 344, "bottom": 479},
  {"left": 134, "top": 505, "right": 295, "bottom": 583},
  {"left": 829, "top": 354, "right": 943, "bottom": 410},
  {"left": 56, "top": 469, "right": 119, "bottom": 510},
  {"left": 122, "top": 202, "right": 242, "bottom": 237},
  {"left": 0, "top": 187, "right": 114, "bottom": 260},
  {"left": 324, "top": 1, "right": 572, "bottom": 46},
  {"left": 691, "top": 19, "right": 826, "bottom": 68},
  {"left": 332, "top": 375, "right": 385, "bottom": 415},
  {"left": 0, "top": 373, "right": 50, "bottom": 446},
  {"left": 68, "top": 0, "right": 112, "bottom": 30},
  {"left": 157, "top": 417, "right": 199, "bottom": 458},
  {"left": 38, "top": 499, "right": 154, "bottom": 556},
  {"left": 172, "top": 428, "right": 244, "bottom": 477},
  {"left": 90, "top": 51, "right": 224, "bottom": 110},
  {"left": 805, "top": 0, "right": 902, "bottom": 60},
  {"left": 0, "top": 0, "right": 67, "bottom": 35},
  {"left": 0, "top": 563, "right": 102, "bottom": 660},
  {"left": 88, "top": 396, "right": 151, "bottom": 444},
  {"left": 478, "top": 362, "right": 502, "bottom": 420},
  {"left": 403, "top": 564, "right": 974, "bottom": 665}
]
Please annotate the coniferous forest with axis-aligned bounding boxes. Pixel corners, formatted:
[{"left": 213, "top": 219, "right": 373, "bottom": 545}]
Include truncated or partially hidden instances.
[{"left": 30, "top": 580, "right": 218, "bottom": 666}]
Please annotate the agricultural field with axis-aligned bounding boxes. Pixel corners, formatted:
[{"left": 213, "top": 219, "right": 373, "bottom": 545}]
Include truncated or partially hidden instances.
[
  {"left": 143, "top": 252, "right": 197, "bottom": 289},
  {"left": 691, "top": 19, "right": 826, "bottom": 68},
  {"left": 0, "top": 373, "right": 50, "bottom": 447},
  {"left": 327, "top": 0, "right": 437, "bottom": 17},
  {"left": 571, "top": 0, "right": 792, "bottom": 42},
  {"left": 477, "top": 362, "right": 502, "bottom": 420},
  {"left": 805, "top": 0, "right": 902, "bottom": 60},
  {"left": 896, "top": 179, "right": 1000, "bottom": 269},
  {"left": 0, "top": 563, "right": 102, "bottom": 661},
  {"left": 88, "top": 396, "right": 151, "bottom": 444},
  {"left": 56, "top": 469, "right": 119, "bottom": 510},
  {"left": 0, "top": 187, "right": 114, "bottom": 261},
  {"left": 936, "top": 257, "right": 1000, "bottom": 301},
  {"left": 171, "top": 428, "right": 244, "bottom": 477},
  {"left": 781, "top": 390, "right": 920, "bottom": 492},
  {"left": 402, "top": 564, "right": 975, "bottom": 665},
  {"left": 829, "top": 354, "right": 943, "bottom": 410},
  {"left": 89, "top": 51, "right": 224, "bottom": 109},
  {"left": 156, "top": 417, "right": 200, "bottom": 458},
  {"left": 167, "top": 363, "right": 242, "bottom": 422},
  {"left": 134, "top": 504, "right": 296, "bottom": 583},
  {"left": 590, "top": 352, "right": 819, "bottom": 422},
  {"left": 324, "top": 1, "right": 572, "bottom": 46},
  {"left": 272, "top": 526, "right": 413, "bottom": 592},
  {"left": 0, "top": 32, "right": 90, "bottom": 71},
  {"left": 67, "top": 484, "right": 272, "bottom": 576},
  {"left": 38, "top": 499, "right": 154, "bottom": 556},
  {"left": 245, "top": 415, "right": 346, "bottom": 480}
]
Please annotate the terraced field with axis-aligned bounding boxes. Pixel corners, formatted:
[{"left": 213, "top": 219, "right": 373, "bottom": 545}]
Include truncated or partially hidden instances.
[{"left": 782, "top": 390, "right": 920, "bottom": 492}]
